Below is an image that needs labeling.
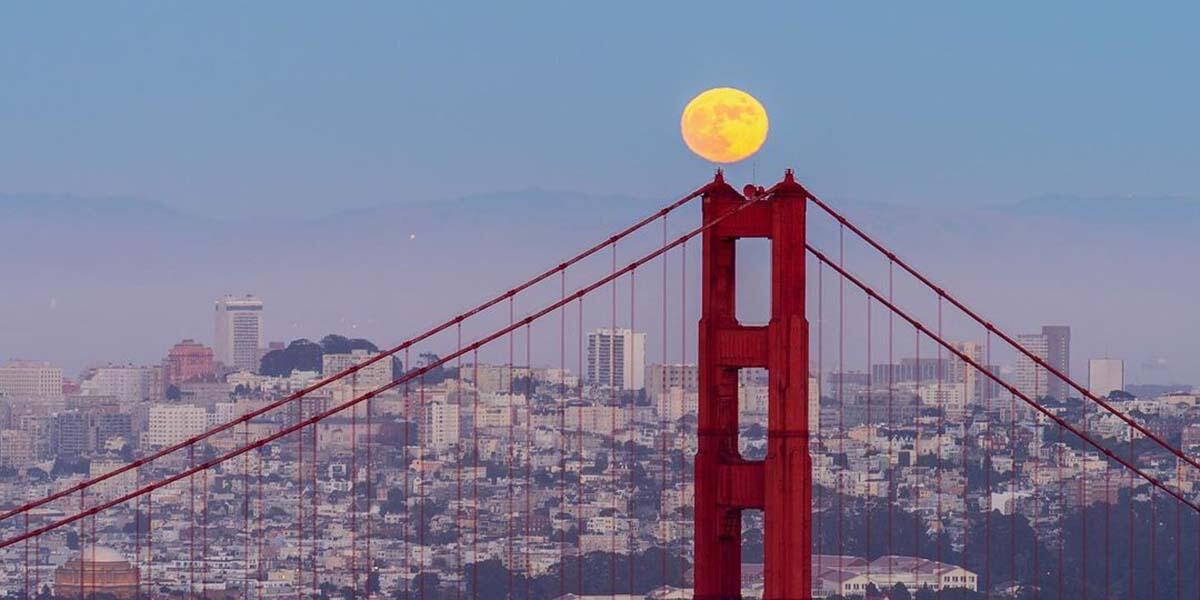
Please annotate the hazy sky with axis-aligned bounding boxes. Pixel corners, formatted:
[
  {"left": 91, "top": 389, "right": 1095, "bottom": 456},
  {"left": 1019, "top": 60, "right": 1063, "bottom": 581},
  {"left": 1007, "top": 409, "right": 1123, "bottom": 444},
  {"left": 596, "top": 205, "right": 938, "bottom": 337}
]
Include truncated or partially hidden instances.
[
  {"left": 5, "top": 3, "right": 1200, "bottom": 218},
  {"left": 6, "top": 3, "right": 1200, "bottom": 385}
]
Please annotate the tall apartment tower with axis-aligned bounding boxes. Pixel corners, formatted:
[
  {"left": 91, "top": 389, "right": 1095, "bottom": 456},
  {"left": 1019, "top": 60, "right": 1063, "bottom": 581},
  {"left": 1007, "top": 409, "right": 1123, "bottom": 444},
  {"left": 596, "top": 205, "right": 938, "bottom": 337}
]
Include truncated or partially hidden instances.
[
  {"left": 586, "top": 328, "right": 646, "bottom": 391},
  {"left": 1042, "top": 325, "right": 1071, "bottom": 400},
  {"left": 1015, "top": 325, "right": 1071, "bottom": 400},
  {"left": 214, "top": 295, "right": 264, "bottom": 373},
  {"left": 1088, "top": 358, "right": 1124, "bottom": 398},
  {"left": 949, "top": 341, "right": 984, "bottom": 406},
  {"left": 1015, "top": 334, "right": 1049, "bottom": 400}
]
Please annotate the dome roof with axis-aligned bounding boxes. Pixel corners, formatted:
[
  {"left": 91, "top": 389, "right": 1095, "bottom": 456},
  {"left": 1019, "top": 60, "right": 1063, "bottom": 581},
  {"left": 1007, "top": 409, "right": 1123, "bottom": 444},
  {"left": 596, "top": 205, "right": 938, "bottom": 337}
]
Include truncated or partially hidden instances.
[{"left": 78, "top": 546, "right": 127, "bottom": 564}]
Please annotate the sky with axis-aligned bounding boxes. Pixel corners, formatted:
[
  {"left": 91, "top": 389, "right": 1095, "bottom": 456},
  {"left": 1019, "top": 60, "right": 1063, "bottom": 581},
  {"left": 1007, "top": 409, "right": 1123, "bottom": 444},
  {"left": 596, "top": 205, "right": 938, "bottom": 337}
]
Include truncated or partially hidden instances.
[
  {"left": 4, "top": 2, "right": 1200, "bottom": 219},
  {"left": 4, "top": 3, "right": 1200, "bottom": 384}
]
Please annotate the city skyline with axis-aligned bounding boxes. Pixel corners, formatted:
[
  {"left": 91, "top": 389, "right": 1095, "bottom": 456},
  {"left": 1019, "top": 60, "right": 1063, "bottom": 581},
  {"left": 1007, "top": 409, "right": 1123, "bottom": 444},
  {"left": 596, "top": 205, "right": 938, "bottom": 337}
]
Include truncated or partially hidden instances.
[
  {"left": 4, "top": 173, "right": 1197, "bottom": 600},
  {"left": 6, "top": 192, "right": 1199, "bottom": 386}
]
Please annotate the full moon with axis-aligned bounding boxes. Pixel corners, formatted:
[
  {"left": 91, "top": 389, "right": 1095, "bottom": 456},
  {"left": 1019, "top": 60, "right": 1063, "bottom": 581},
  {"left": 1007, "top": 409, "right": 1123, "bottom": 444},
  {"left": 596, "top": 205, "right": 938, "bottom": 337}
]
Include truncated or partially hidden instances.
[{"left": 680, "top": 87, "right": 768, "bottom": 163}]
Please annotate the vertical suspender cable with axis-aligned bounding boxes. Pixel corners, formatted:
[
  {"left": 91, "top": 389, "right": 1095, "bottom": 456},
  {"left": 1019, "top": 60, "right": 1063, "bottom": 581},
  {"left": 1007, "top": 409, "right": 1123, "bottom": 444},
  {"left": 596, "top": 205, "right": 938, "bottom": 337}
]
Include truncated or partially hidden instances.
[
  {"left": 190, "top": 443, "right": 196, "bottom": 599},
  {"left": 297, "top": 399, "right": 305, "bottom": 596},
  {"left": 816, "top": 261, "right": 823, "bottom": 569},
  {"left": 244, "top": 421, "right": 251, "bottom": 598},
  {"left": 578, "top": 298, "right": 586, "bottom": 596},
  {"left": 419, "top": 374, "right": 427, "bottom": 600},
  {"left": 628, "top": 267, "right": 637, "bottom": 595},
  {"left": 525, "top": 322, "right": 533, "bottom": 600},
  {"left": 679, "top": 238, "right": 688, "bottom": 587},
  {"left": 610, "top": 242, "right": 618, "bottom": 596},
  {"left": 456, "top": 323, "right": 464, "bottom": 600},
  {"left": 559, "top": 269, "right": 568, "bottom": 598},
  {"left": 936, "top": 296, "right": 943, "bottom": 600},
  {"left": 471, "top": 352, "right": 480, "bottom": 600},
  {"left": 837, "top": 225, "right": 845, "bottom": 570},
  {"left": 507, "top": 297, "right": 515, "bottom": 598},
  {"left": 985, "top": 330, "right": 992, "bottom": 599},
  {"left": 404, "top": 347, "right": 411, "bottom": 600},
  {"left": 660, "top": 215, "right": 669, "bottom": 588},
  {"left": 888, "top": 260, "right": 895, "bottom": 584}
]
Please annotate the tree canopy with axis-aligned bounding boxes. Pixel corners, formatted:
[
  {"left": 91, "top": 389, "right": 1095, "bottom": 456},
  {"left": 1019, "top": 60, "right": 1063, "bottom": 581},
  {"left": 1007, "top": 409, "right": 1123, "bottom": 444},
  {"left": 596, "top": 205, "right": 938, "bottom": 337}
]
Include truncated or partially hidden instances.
[{"left": 259, "top": 334, "right": 381, "bottom": 377}]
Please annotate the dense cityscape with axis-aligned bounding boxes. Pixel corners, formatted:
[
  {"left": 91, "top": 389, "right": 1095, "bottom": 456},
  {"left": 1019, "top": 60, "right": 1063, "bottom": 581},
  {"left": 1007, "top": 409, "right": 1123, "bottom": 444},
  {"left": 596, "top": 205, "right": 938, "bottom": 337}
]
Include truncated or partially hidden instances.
[
  {"left": 1, "top": 292, "right": 1191, "bottom": 600},
  {"left": 7, "top": 2, "right": 1200, "bottom": 598}
]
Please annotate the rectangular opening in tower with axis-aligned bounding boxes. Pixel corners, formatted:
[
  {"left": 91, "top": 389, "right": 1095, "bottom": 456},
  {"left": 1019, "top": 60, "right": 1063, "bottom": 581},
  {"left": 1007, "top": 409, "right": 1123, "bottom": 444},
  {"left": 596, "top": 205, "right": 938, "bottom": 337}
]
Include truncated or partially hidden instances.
[
  {"left": 735, "top": 238, "right": 771, "bottom": 326},
  {"left": 741, "top": 509, "right": 766, "bottom": 591},
  {"left": 738, "top": 367, "right": 769, "bottom": 460}
]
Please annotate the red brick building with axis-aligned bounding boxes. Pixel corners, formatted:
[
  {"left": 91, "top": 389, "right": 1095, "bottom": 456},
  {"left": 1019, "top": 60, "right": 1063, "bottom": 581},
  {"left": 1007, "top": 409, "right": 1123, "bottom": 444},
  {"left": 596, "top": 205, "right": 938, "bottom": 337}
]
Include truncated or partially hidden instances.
[{"left": 163, "top": 339, "right": 215, "bottom": 386}]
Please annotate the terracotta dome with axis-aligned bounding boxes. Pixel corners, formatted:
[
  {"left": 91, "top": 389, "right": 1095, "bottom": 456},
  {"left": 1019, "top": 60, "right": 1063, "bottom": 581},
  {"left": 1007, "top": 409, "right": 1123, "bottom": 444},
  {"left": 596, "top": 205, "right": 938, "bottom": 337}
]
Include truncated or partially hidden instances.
[{"left": 54, "top": 546, "right": 139, "bottom": 600}]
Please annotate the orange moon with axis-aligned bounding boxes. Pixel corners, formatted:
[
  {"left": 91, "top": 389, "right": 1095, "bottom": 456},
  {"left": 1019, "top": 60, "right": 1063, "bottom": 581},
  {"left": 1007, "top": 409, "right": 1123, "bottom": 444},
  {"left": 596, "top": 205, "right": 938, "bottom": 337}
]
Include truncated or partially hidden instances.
[{"left": 680, "top": 88, "right": 769, "bottom": 163}]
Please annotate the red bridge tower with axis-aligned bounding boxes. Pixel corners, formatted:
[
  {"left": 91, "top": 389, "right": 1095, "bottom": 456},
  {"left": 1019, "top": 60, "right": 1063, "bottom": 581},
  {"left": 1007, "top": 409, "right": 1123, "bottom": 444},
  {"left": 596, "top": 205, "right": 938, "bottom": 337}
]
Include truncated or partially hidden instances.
[{"left": 694, "top": 170, "right": 813, "bottom": 599}]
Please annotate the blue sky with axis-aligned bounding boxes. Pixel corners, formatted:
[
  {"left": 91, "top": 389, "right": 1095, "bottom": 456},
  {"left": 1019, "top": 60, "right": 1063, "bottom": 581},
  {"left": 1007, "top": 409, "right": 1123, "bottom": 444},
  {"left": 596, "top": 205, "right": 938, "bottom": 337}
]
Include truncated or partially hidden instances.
[{"left": 4, "top": 2, "right": 1200, "bottom": 218}]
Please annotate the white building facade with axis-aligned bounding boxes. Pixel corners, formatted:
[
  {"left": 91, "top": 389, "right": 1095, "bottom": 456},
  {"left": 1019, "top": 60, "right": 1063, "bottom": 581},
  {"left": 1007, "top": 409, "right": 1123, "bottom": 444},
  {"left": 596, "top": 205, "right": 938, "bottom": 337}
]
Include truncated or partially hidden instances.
[
  {"left": 1088, "top": 358, "right": 1124, "bottom": 398},
  {"left": 81, "top": 366, "right": 155, "bottom": 404},
  {"left": 0, "top": 360, "right": 63, "bottom": 399},
  {"left": 586, "top": 328, "right": 646, "bottom": 391},
  {"left": 144, "top": 403, "right": 208, "bottom": 448},
  {"left": 214, "top": 295, "right": 264, "bottom": 373},
  {"left": 1015, "top": 333, "right": 1049, "bottom": 400}
]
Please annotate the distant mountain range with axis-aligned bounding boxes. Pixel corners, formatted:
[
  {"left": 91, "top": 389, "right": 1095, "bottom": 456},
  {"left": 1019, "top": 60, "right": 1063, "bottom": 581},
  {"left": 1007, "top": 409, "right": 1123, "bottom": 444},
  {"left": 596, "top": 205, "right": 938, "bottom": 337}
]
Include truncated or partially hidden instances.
[{"left": 3, "top": 189, "right": 1198, "bottom": 385}]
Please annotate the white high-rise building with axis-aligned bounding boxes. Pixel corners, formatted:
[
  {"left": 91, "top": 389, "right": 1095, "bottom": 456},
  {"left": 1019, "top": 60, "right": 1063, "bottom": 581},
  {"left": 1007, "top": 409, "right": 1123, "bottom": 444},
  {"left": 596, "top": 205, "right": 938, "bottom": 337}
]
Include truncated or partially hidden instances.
[
  {"left": 947, "top": 341, "right": 985, "bottom": 407},
  {"left": 420, "top": 401, "right": 461, "bottom": 450},
  {"left": 1015, "top": 334, "right": 1050, "bottom": 400},
  {"left": 0, "top": 360, "right": 63, "bottom": 399},
  {"left": 1041, "top": 326, "right": 1071, "bottom": 400},
  {"left": 1016, "top": 326, "right": 1071, "bottom": 401},
  {"left": 1089, "top": 358, "right": 1124, "bottom": 398},
  {"left": 586, "top": 328, "right": 646, "bottom": 391},
  {"left": 214, "top": 295, "right": 264, "bottom": 373}
]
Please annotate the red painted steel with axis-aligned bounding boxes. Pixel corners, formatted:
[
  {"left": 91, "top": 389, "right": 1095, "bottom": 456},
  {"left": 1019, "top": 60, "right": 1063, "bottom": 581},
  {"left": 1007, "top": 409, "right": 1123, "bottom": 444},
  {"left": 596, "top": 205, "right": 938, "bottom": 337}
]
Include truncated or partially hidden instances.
[{"left": 694, "top": 170, "right": 813, "bottom": 599}]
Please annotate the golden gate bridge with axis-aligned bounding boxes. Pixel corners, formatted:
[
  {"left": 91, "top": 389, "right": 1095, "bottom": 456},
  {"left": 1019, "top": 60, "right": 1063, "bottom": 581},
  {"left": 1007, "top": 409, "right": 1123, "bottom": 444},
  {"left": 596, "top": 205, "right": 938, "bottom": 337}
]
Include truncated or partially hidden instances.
[{"left": 2, "top": 171, "right": 1196, "bottom": 600}]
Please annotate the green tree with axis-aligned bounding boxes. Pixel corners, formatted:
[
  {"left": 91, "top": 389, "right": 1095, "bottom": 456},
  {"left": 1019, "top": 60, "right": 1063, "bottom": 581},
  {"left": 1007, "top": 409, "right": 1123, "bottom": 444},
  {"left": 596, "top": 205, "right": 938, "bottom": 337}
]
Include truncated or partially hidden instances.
[
  {"left": 259, "top": 338, "right": 323, "bottom": 376},
  {"left": 320, "top": 335, "right": 379, "bottom": 355},
  {"left": 890, "top": 583, "right": 912, "bottom": 600}
]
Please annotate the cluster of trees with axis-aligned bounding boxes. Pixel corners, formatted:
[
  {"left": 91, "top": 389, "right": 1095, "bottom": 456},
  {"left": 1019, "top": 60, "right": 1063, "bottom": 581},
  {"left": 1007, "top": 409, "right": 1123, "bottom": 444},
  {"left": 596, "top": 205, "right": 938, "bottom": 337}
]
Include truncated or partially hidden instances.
[
  {"left": 257, "top": 335, "right": 464, "bottom": 386},
  {"left": 259, "top": 334, "right": 382, "bottom": 377},
  {"left": 385, "top": 549, "right": 688, "bottom": 600}
]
